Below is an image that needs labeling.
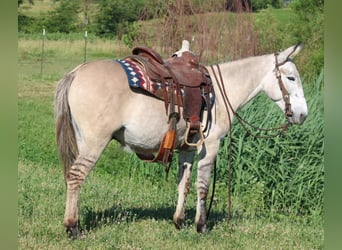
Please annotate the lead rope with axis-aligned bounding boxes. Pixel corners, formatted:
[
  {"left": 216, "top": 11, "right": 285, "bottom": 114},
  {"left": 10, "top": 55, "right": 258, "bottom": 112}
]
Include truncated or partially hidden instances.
[
  {"left": 210, "top": 65, "right": 233, "bottom": 224},
  {"left": 209, "top": 63, "right": 291, "bottom": 224}
]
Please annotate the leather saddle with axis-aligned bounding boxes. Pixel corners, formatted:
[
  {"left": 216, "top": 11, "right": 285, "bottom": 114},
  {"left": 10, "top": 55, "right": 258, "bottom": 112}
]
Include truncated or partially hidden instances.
[
  {"left": 132, "top": 46, "right": 209, "bottom": 87},
  {"left": 130, "top": 46, "right": 212, "bottom": 127}
]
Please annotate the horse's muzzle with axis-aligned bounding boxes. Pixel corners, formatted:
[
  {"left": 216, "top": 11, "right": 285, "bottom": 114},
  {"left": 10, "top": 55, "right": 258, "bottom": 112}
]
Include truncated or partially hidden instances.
[{"left": 289, "top": 110, "right": 307, "bottom": 125}]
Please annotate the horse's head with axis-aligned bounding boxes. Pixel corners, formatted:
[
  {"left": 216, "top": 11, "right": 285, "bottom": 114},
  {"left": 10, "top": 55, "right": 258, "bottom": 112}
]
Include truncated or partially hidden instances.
[{"left": 263, "top": 44, "right": 308, "bottom": 125}]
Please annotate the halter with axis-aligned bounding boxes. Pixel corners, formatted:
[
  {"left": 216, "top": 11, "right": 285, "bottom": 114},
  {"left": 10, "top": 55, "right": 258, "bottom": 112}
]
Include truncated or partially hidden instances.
[{"left": 274, "top": 52, "right": 293, "bottom": 120}]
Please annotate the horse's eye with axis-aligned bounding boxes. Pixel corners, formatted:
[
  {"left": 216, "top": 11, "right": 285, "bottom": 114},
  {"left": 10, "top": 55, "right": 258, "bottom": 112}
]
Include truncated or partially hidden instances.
[{"left": 287, "top": 76, "right": 295, "bottom": 81}]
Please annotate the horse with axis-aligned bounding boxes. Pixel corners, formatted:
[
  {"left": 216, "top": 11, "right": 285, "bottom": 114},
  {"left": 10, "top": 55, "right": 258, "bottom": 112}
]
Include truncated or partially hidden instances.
[{"left": 54, "top": 44, "right": 307, "bottom": 238}]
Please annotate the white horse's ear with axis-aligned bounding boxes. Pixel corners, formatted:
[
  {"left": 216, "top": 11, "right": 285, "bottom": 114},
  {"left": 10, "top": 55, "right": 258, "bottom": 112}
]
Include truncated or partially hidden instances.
[{"left": 278, "top": 44, "right": 303, "bottom": 63}]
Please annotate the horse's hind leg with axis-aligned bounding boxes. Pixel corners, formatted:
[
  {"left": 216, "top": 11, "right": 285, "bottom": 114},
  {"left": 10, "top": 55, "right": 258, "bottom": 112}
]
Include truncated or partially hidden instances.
[
  {"left": 173, "top": 150, "right": 195, "bottom": 229},
  {"left": 63, "top": 138, "right": 110, "bottom": 238}
]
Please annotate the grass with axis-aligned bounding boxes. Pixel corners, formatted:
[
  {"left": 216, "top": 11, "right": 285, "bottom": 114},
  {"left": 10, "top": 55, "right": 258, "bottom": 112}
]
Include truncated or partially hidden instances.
[
  {"left": 18, "top": 33, "right": 323, "bottom": 249},
  {"left": 18, "top": 161, "right": 323, "bottom": 249}
]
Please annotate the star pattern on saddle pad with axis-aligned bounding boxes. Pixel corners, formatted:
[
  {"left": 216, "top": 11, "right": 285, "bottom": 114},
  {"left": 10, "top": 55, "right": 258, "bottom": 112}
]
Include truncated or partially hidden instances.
[{"left": 129, "top": 70, "right": 139, "bottom": 84}]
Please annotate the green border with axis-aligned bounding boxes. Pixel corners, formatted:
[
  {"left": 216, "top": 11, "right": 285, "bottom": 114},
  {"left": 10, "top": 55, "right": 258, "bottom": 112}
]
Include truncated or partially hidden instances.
[
  {"left": 325, "top": 1, "right": 342, "bottom": 249},
  {"left": 0, "top": 1, "right": 18, "bottom": 249}
]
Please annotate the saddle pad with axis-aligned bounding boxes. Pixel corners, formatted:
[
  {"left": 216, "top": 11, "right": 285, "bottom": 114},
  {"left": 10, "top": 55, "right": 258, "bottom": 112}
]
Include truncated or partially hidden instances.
[{"left": 116, "top": 59, "right": 162, "bottom": 94}]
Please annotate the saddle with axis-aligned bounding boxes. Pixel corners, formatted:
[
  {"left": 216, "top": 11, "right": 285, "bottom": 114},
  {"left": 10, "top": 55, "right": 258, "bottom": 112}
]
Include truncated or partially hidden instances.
[{"left": 125, "top": 45, "right": 213, "bottom": 167}]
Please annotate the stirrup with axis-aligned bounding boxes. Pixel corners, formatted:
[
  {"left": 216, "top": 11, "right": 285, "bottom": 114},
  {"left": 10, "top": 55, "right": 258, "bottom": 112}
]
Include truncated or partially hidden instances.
[{"left": 184, "top": 122, "right": 205, "bottom": 147}]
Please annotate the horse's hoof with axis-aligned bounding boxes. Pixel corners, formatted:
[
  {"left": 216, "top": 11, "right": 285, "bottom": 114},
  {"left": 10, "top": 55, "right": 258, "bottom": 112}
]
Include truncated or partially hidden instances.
[
  {"left": 66, "top": 225, "right": 82, "bottom": 239},
  {"left": 196, "top": 223, "right": 207, "bottom": 233},
  {"left": 173, "top": 219, "right": 185, "bottom": 230},
  {"left": 173, "top": 214, "right": 185, "bottom": 230}
]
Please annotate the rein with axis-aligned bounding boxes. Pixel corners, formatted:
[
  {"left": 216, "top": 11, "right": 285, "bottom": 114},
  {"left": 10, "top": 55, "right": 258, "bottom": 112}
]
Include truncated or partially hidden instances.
[{"left": 208, "top": 54, "right": 293, "bottom": 223}]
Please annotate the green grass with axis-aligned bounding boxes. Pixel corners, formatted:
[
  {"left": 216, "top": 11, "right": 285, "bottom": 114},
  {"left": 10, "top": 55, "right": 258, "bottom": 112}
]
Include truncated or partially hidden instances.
[
  {"left": 19, "top": 161, "right": 323, "bottom": 249},
  {"left": 18, "top": 36, "right": 323, "bottom": 248}
]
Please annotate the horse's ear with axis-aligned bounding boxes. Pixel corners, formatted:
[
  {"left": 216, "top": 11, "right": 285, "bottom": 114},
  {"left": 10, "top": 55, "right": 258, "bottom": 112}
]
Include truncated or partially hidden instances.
[
  {"left": 281, "top": 43, "right": 303, "bottom": 60},
  {"left": 288, "top": 43, "right": 303, "bottom": 59},
  {"left": 278, "top": 43, "right": 303, "bottom": 63}
]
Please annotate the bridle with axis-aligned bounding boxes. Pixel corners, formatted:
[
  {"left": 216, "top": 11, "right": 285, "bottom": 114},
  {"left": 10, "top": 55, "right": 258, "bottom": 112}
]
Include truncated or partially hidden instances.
[
  {"left": 274, "top": 52, "right": 294, "bottom": 121},
  {"left": 206, "top": 47, "right": 299, "bottom": 224}
]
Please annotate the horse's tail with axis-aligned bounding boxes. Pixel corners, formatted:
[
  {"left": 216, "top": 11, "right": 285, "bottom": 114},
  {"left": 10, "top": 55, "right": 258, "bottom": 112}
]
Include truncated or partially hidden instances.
[{"left": 54, "top": 70, "right": 79, "bottom": 181}]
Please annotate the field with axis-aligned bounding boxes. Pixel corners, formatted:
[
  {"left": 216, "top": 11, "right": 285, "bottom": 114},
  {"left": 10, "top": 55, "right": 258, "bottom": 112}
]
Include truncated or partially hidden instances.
[{"left": 18, "top": 32, "right": 323, "bottom": 249}]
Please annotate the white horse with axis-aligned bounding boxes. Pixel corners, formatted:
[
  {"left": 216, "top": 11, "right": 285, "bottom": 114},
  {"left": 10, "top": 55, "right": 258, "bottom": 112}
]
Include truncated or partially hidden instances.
[{"left": 54, "top": 44, "right": 307, "bottom": 237}]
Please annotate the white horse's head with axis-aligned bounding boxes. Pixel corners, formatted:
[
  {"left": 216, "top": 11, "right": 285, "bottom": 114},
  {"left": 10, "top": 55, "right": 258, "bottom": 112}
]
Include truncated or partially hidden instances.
[{"left": 263, "top": 44, "right": 308, "bottom": 125}]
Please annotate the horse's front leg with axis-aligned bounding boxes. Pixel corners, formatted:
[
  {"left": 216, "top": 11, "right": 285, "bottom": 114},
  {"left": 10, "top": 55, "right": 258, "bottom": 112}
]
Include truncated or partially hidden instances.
[
  {"left": 195, "top": 139, "right": 220, "bottom": 233},
  {"left": 173, "top": 150, "right": 195, "bottom": 229}
]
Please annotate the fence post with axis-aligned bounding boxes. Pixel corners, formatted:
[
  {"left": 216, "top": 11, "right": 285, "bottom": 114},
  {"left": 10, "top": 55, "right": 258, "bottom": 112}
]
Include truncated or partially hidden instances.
[
  {"left": 84, "top": 31, "right": 88, "bottom": 63},
  {"left": 40, "top": 28, "right": 45, "bottom": 77}
]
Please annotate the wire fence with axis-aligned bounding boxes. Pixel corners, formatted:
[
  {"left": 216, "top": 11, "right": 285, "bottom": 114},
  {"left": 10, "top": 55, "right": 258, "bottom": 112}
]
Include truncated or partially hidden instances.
[{"left": 22, "top": 29, "right": 131, "bottom": 79}]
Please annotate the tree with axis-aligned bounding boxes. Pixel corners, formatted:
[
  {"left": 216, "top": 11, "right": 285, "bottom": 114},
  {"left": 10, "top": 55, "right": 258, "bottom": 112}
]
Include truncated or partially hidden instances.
[
  {"left": 42, "top": 0, "right": 81, "bottom": 33},
  {"left": 18, "top": 0, "right": 35, "bottom": 32},
  {"left": 94, "top": 0, "right": 145, "bottom": 38},
  {"left": 18, "top": 0, "right": 34, "bottom": 7}
]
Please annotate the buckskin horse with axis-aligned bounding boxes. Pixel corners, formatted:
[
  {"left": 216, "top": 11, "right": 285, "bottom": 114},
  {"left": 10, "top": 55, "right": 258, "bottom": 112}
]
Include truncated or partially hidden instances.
[{"left": 54, "top": 42, "right": 307, "bottom": 238}]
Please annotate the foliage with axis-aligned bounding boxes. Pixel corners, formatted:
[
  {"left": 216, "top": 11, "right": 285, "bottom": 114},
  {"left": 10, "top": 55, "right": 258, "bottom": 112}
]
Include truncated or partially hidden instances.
[
  {"left": 18, "top": 0, "right": 36, "bottom": 32},
  {"left": 93, "top": 0, "right": 145, "bottom": 38},
  {"left": 252, "top": 2, "right": 323, "bottom": 79},
  {"left": 251, "top": 0, "right": 273, "bottom": 10},
  {"left": 253, "top": 6, "right": 287, "bottom": 53},
  {"left": 288, "top": 0, "right": 324, "bottom": 79},
  {"left": 17, "top": 0, "right": 323, "bottom": 79},
  {"left": 18, "top": 14, "right": 36, "bottom": 33},
  {"left": 41, "top": 0, "right": 82, "bottom": 33},
  {"left": 135, "top": 0, "right": 260, "bottom": 63},
  {"left": 254, "top": 6, "right": 301, "bottom": 53},
  {"left": 226, "top": 0, "right": 283, "bottom": 11},
  {"left": 18, "top": 0, "right": 34, "bottom": 7},
  {"left": 122, "top": 22, "right": 143, "bottom": 48},
  {"left": 19, "top": 0, "right": 82, "bottom": 33}
]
